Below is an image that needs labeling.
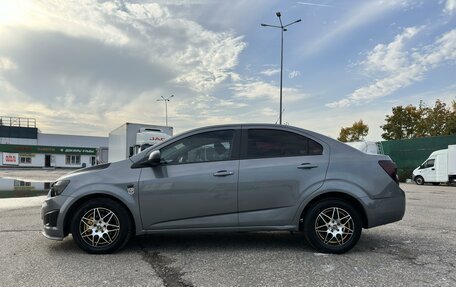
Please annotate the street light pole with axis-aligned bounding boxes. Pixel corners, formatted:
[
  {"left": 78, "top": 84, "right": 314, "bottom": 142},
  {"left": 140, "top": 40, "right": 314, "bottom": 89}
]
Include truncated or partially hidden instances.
[
  {"left": 280, "top": 22, "right": 284, "bottom": 126},
  {"left": 261, "top": 12, "right": 301, "bottom": 125},
  {"left": 157, "top": 94, "right": 174, "bottom": 126}
]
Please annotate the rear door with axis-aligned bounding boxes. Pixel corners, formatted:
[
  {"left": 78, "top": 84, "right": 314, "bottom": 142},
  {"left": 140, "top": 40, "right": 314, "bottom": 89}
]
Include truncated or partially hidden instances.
[{"left": 237, "top": 127, "right": 329, "bottom": 226}]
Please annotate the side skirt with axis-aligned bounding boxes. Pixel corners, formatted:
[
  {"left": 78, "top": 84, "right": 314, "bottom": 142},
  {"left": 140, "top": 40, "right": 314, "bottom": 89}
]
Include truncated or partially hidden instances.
[{"left": 138, "top": 225, "right": 298, "bottom": 235}]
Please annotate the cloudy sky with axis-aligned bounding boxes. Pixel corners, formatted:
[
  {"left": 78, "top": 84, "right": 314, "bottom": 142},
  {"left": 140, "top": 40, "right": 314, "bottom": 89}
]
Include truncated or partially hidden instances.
[{"left": 0, "top": 0, "right": 455, "bottom": 140}]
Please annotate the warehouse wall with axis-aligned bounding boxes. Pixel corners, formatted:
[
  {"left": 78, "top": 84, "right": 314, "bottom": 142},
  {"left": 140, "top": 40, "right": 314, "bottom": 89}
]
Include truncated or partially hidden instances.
[
  {"left": 54, "top": 154, "right": 95, "bottom": 168},
  {"left": 38, "top": 133, "right": 108, "bottom": 148}
]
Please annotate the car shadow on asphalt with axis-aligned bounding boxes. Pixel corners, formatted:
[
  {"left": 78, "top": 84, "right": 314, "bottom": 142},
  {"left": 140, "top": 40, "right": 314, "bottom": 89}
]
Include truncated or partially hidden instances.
[
  {"left": 46, "top": 232, "right": 314, "bottom": 254},
  {"left": 46, "top": 236, "right": 81, "bottom": 253},
  {"left": 132, "top": 232, "right": 313, "bottom": 253},
  {"left": 46, "top": 230, "right": 404, "bottom": 256}
]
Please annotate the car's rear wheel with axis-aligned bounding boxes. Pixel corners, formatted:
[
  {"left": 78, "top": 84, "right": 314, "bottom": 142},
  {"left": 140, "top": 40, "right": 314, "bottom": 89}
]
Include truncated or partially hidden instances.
[
  {"left": 415, "top": 176, "right": 424, "bottom": 185},
  {"left": 70, "top": 198, "right": 131, "bottom": 254},
  {"left": 304, "top": 198, "right": 362, "bottom": 254}
]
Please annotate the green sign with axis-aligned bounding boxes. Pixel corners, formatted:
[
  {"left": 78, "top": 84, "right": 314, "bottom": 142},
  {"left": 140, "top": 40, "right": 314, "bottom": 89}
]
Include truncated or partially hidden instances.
[{"left": 0, "top": 144, "right": 97, "bottom": 155}]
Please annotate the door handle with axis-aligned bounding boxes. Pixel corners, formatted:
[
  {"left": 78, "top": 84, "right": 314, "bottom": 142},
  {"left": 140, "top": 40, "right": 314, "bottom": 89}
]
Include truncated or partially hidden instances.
[
  {"left": 431, "top": 168, "right": 435, "bottom": 170},
  {"left": 213, "top": 170, "right": 234, "bottom": 176},
  {"left": 297, "top": 163, "right": 318, "bottom": 169}
]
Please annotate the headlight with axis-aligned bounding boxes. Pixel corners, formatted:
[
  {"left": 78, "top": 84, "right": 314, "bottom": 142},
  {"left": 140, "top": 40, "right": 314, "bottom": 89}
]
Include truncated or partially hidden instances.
[{"left": 50, "top": 180, "right": 70, "bottom": 197}]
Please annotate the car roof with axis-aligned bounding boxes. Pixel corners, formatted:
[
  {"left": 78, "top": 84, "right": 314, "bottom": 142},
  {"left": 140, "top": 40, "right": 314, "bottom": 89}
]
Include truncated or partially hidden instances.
[{"left": 184, "top": 123, "right": 332, "bottom": 142}]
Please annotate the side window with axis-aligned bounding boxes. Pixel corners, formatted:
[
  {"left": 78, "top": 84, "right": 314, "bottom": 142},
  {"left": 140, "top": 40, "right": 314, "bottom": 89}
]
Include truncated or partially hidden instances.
[
  {"left": 160, "top": 130, "right": 235, "bottom": 165},
  {"left": 246, "top": 129, "right": 323, "bottom": 159},
  {"left": 425, "top": 159, "right": 435, "bottom": 168}
]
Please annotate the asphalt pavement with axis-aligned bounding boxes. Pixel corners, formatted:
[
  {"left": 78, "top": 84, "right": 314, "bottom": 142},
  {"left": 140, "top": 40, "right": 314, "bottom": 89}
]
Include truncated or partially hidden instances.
[{"left": 0, "top": 184, "right": 455, "bottom": 287}]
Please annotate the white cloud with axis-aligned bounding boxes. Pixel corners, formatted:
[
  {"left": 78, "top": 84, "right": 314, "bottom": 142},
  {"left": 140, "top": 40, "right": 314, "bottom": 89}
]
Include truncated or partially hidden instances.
[
  {"left": 327, "top": 27, "right": 456, "bottom": 108},
  {"left": 260, "top": 68, "right": 280, "bottom": 76},
  {"left": 0, "top": 57, "right": 16, "bottom": 71},
  {"left": 288, "top": 70, "right": 301, "bottom": 79},
  {"left": 260, "top": 107, "right": 277, "bottom": 117},
  {"left": 444, "top": 0, "right": 456, "bottom": 14},
  {"left": 301, "top": 0, "right": 408, "bottom": 57},
  {"left": 231, "top": 81, "right": 307, "bottom": 102},
  {"left": 229, "top": 72, "right": 241, "bottom": 82},
  {"left": 296, "top": 2, "right": 333, "bottom": 8},
  {"left": 363, "top": 26, "right": 422, "bottom": 73},
  {"left": 174, "top": 33, "right": 246, "bottom": 92},
  {"left": 231, "top": 81, "right": 280, "bottom": 100},
  {"left": 0, "top": 0, "right": 246, "bottom": 135}
]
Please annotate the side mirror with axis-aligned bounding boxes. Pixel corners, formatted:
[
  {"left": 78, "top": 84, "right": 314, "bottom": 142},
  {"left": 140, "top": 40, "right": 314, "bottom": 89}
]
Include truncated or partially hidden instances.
[{"left": 147, "top": 150, "right": 161, "bottom": 166}]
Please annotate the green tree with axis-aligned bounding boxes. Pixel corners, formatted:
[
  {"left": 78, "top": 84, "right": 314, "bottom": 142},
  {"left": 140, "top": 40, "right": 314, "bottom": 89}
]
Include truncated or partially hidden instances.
[
  {"left": 381, "top": 99, "right": 456, "bottom": 140},
  {"left": 381, "top": 105, "right": 422, "bottom": 140},
  {"left": 419, "top": 99, "right": 456, "bottom": 136},
  {"left": 338, "top": 120, "right": 369, "bottom": 142},
  {"left": 448, "top": 101, "right": 456, "bottom": 134}
]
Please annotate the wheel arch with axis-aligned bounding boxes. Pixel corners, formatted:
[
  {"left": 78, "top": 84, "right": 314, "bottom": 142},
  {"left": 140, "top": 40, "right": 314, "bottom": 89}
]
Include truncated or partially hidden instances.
[
  {"left": 298, "top": 191, "right": 368, "bottom": 230},
  {"left": 63, "top": 193, "right": 136, "bottom": 237}
]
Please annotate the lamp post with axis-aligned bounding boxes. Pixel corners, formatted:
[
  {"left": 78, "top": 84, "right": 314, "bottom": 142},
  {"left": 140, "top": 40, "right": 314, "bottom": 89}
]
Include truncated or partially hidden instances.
[
  {"left": 261, "top": 12, "right": 301, "bottom": 125},
  {"left": 157, "top": 95, "right": 174, "bottom": 126}
]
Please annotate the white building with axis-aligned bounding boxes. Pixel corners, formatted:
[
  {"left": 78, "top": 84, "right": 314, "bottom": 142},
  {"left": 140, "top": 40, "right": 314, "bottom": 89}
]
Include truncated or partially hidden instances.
[{"left": 0, "top": 116, "right": 108, "bottom": 168}]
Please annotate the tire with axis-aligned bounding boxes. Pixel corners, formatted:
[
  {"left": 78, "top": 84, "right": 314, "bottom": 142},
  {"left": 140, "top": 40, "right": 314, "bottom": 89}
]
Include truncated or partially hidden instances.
[
  {"left": 415, "top": 176, "right": 424, "bottom": 185},
  {"left": 70, "top": 198, "right": 131, "bottom": 254},
  {"left": 303, "top": 198, "right": 362, "bottom": 254}
]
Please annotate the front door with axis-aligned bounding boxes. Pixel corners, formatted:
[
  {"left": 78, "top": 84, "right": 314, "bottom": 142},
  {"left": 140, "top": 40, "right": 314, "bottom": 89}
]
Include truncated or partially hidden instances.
[
  {"left": 138, "top": 129, "right": 240, "bottom": 230},
  {"left": 421, "top": 158, "right": 436, "bottom": 182},
  {"left": 44, "top": 155, "right": 51, "bottom": 167}
]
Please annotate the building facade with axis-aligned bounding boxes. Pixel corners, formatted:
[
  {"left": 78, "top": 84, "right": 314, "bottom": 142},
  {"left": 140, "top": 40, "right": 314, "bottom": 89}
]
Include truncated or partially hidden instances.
[{"left": 0, "top": 116, "right": 108, "bottom": 168}]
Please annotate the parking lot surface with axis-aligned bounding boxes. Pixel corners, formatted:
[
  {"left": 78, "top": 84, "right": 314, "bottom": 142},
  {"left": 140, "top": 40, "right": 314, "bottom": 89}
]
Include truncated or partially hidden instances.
[{"left": 0, "top": 184, "right": 455, "bottom": 286}]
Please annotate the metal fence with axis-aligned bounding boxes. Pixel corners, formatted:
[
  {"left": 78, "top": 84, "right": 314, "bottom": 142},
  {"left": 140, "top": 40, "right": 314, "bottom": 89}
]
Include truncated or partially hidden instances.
[{"left": 0, "top": 116, "right": 36, "bottom": 128}]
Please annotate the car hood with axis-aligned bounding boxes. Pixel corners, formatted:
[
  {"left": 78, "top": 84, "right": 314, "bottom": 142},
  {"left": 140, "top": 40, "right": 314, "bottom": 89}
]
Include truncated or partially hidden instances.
[
  {"left": 66, "top": 162, "right": 112, "bottom": 175},
  {"left": 56, "top": 159, "right": 133, "bottom": 182}
]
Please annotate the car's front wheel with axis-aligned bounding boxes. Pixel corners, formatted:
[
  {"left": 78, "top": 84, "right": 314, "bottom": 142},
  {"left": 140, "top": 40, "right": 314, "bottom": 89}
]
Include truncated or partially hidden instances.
[
  {"left": 415, "top": 176, "right": 424, "bottom": 185},
  {"left": 70, "top": 198, "right": 131, "bottom": 254},
  {"left": 304, "top": 198, "right": 362, "bottom": 254}
]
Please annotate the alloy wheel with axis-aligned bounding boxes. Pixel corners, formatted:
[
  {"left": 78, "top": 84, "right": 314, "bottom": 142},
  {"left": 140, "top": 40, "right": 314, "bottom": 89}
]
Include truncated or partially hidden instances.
[
  {"left": 79, "top": 207, "right": 120, "bottom": 247},
  {"left": 314, "top": 207, "right": 354, "bottom": 246}
]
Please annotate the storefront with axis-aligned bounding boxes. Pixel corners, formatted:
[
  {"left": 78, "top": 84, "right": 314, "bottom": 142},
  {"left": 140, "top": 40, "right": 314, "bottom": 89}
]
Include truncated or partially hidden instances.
[{"left": 0, "top": 144, "right": 98, "bottom": 168}]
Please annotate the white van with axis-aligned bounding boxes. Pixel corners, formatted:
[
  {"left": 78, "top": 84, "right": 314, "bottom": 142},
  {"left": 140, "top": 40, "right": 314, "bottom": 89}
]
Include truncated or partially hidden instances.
[{"left": 413, "top": 145, "right": 456, "bottom": 185}]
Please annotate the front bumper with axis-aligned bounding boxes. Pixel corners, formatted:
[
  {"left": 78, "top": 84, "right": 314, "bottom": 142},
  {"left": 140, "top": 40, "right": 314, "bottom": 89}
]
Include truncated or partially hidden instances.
[
  {"left": 41, "top": 231, "right": 63, "bottom": 241},
  {"left": 41, "top": 194, "right": 71, "bottom": 240}
]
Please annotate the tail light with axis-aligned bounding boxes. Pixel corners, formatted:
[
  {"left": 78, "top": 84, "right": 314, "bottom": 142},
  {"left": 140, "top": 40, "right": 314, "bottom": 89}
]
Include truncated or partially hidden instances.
[{"left": 378, "top": 160, "right": 399, "bottom": 184}]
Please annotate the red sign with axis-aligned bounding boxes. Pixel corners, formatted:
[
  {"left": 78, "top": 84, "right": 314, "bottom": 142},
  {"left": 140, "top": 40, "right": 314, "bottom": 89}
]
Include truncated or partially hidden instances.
[{"left": 2, "top": 152, "right": 19, "bottom": 165}]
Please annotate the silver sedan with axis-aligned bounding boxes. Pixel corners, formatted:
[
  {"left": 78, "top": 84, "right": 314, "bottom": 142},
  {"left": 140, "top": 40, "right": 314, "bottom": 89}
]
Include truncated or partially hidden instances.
[{"left": 42, "top": 124, "right": 405, "bottom": 254}]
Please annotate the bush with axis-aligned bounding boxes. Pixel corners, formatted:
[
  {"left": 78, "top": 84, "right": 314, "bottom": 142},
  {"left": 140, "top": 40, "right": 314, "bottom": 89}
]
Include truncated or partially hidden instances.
[{"left": 397, "top": 168, "right": 414, "bottom": 182}]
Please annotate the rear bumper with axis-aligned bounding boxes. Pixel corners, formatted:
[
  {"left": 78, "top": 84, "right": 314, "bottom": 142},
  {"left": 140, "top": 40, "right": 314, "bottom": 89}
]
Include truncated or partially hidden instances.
[{"left": 363, "top": 193, "right": 406, "bottom": 228}]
